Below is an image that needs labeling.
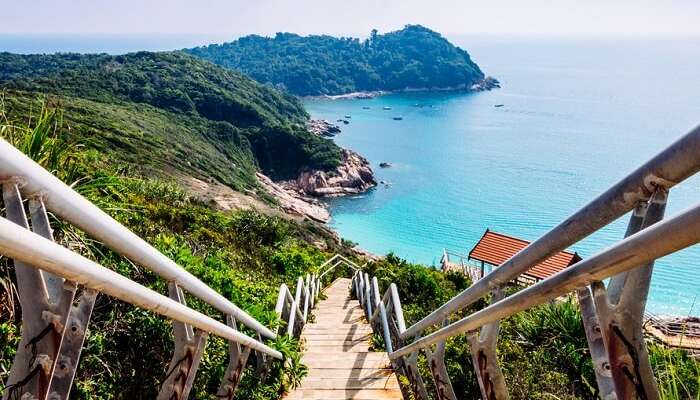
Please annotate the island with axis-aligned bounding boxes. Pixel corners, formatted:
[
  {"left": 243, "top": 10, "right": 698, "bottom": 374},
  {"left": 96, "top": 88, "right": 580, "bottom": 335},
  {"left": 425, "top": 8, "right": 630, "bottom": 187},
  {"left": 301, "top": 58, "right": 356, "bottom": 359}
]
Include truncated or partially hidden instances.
[{"left": 185, "top": 24, "right": 499, "bottom": 96}]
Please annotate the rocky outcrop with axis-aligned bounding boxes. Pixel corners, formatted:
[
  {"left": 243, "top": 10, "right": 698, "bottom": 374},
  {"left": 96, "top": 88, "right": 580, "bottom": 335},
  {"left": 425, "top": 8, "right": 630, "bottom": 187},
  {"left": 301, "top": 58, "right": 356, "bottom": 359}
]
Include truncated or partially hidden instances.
[
  {"left": 471, "top": 76, "right": 500, "bottom": 91},
  {"left": 307, "top": 119, "right": 341, "bottom": 137},
  {"left": 256, "top": 173, "right": 330, "bottom": 222},
  {"left": 286, "top": 149, "right": 377, "bottom": 197}
]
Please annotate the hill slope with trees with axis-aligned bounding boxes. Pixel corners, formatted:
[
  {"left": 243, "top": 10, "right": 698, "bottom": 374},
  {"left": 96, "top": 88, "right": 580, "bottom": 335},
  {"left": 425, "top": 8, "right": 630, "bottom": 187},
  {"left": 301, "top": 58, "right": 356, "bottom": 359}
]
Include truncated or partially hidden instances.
[
  {"left": 0, "top": 51, "right": 342, "bottom": 184},
  {"left": 185, "top": 25, "right": 497, "bottom": 96}
]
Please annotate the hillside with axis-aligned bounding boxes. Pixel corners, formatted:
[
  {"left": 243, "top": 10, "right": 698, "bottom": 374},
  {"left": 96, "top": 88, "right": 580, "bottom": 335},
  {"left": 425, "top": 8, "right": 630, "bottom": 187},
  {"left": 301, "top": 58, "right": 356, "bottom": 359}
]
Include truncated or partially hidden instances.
[
  {"left": 185, "top": 25, "right": 498, "bottom": 96},
  {"left": 0, "top": 105, "right": 353, "bottom": 398},
  {"left": 0, "top": 51, "right": 342, "bottom": 186}
]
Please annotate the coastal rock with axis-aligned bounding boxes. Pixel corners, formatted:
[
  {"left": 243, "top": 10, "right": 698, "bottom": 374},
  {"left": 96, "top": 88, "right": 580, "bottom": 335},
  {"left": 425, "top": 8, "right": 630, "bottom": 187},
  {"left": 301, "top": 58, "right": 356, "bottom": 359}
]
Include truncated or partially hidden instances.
[
  {"left": 322, "top": 91, "right": 383, "bottom": 100},
  {"left": 288, "top": 149, "right": 377, "bottom": 197},
  {"left": 471, "top": 76, "right": 501, "bottom": 91},
  {"left": 256, "top": 172, "right": 330, "bottom": 222},
  {"left": 307, "top": 119, "right": 341, "bottom": 137},
  {"left": 351, "top": 246, "right": 381, "bottom": 261}
]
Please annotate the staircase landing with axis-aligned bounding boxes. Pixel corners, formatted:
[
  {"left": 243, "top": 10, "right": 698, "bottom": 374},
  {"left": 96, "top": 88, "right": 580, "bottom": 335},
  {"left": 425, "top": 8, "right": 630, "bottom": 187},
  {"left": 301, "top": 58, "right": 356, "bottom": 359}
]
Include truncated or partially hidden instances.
[{"left": 284, "top": 278, "right": 403, "bottom": 399}]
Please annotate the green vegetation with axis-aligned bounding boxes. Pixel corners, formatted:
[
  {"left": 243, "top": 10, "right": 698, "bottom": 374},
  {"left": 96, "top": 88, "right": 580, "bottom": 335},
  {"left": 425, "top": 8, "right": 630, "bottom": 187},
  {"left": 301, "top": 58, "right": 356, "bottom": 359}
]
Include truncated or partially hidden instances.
[
  {"left": 0, "top": 105, "right": 351, "bottom": 399},
  {"left": 186, "top": 25, "right": 490, "bottom": 96},
  {"left": 365, "top": 254, "right": 700, "bottom": 400},
  {"left": 0, "top": 51, "right": 342, "bottom": 183}
]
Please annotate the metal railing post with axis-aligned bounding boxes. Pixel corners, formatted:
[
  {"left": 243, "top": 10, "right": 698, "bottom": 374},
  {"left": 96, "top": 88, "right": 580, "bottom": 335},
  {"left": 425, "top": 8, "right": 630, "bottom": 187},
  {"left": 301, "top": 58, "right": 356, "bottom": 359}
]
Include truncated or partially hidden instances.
[
  {"left": 216, "top": 316, "right": 251, "bottom": 399},
  {"left": 576, "top": 196, "right": 653, "bottom": 399},
  {"left": 357, "top": 272, "right": 365, "bottom": 305},
  {"left": 158, "top": 283, "right": 208, "bottom": 400},
  {"left": 287, "top": 298, "right": 298, "bottom": 337},
  {"left": 592, "top": 188, "right": 667, "bottom": 400},
  {"left": 302, "top": 285, "right": 310, "bottom": 322},
  {"left": 577, "top": 286, "right": 616, "bottom": 399},
  {"left": 2, "top": 182, "right": 87, "bottom": 400},
  {"left": 254, "top": 332, "right": 272, "bottom": 379},
  {"left": 363, "top": 273, "right": 372, "bottom": 319},
  {"left": 468, "top": 287, "right": 508, "bottom": 400},
  {"left": 402, "top": 350, "right": 430, "bottom": 400},
  {"left": 26, "top": 197, "right": 99, "bottom": 400},
  {"left": 425, "top": 337, "right": 457, "bottom": 400},
  {"left": 275, "top": 284, "right": 290, "bottom": 336}
]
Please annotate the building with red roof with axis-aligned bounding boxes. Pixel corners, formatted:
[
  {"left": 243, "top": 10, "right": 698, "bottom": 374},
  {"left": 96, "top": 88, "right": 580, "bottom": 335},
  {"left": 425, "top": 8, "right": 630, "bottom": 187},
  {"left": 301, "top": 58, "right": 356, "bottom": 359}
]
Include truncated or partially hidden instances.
[{"left": 467, "top": 229, "right": 581, "bottom": 283}]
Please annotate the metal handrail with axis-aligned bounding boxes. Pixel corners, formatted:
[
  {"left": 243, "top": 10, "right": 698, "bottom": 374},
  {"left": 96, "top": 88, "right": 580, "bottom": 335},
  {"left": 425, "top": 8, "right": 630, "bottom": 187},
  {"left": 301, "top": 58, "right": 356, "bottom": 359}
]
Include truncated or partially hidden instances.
[
  {"left": 318, "top": 254, "right": 363, "bottom": 281},
  {"left": 351, "top": 125, "right": 700, "bottom": 400},
  {"left": 391, "top": 201, "right": 700, "bottom": 358},
  {"left": 402, "top": 125, "right": 700, "bottom": 339},
  {"left": 0, "top": 139, "right": 275, "bottom": 339},
  {"left": 0, "top": 216, "right": 283, "bottom": 359},
  {"left": 274, "top": 258, "right": 353, "bottom": 338},
  {"left": 0, "top": 138, "right": 315, "bottom": 399}
]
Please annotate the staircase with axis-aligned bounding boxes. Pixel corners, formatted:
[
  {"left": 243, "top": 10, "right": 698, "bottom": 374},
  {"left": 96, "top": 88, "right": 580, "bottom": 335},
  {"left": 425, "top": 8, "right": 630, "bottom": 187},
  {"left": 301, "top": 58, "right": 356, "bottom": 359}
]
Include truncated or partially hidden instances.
[{"left": 285, "top": 278, "right": 402, "bottom": 400}]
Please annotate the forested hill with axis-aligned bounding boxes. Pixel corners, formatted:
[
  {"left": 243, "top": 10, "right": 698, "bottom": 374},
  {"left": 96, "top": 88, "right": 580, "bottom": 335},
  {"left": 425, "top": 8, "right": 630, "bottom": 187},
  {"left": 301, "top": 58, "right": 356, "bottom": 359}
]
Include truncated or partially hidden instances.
[
  {"left": 185, "top": 25, "right": 494, "bottom": 96},
  {"left": 0, "top": 51, "right": 341, "bottom": 184}
]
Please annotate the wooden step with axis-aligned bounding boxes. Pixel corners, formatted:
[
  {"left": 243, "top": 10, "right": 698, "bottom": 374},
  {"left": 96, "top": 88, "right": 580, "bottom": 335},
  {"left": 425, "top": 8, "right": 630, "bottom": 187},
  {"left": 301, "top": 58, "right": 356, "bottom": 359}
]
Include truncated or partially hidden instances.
[
  {"left": 302, "top": 333, "right": 374, "bottom": 341},
  {"left": 285, "top": 278, "right": 401, "bottom": 400},
  {"left": 304, "top": 368, "right": 394, "bottom": 379},
  {"left": 300, "top": 376, "right": 400, "bottom": 390},
  {"left": 303, "top": 343, "right": 371, "bottom": 352},
  {"left": 285, "top": 388, "right": 403, "bottom": 399},
  {"left": 302, "top": 353, "right": 392, "bottom": 369}
]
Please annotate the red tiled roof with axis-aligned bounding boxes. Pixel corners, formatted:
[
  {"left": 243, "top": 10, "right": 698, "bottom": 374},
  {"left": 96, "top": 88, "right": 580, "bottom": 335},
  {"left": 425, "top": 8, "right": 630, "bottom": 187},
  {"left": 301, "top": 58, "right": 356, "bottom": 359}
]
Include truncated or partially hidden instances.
[{"left": 468, "top": 230, "right": 580, "bottom": 280}]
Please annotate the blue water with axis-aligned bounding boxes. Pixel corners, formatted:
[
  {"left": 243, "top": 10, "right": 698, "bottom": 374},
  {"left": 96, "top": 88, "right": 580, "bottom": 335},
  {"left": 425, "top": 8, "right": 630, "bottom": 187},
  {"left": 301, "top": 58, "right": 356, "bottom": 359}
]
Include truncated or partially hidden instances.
[{"left": 305, "top": 37, "right": 700, "bottom": 316}]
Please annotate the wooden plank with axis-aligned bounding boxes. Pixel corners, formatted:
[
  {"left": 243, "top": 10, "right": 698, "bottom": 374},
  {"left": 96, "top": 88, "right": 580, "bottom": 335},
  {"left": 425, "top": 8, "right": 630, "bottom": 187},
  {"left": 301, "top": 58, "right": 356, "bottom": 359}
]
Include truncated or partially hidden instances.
[
  {"left": 304, "top": 344, "right": 371, "bottom": 353},
  {"left": 300, "top": 377, "right": 400, "bottom": 390},
  {"left": 285, "top": 277, "right": 402, "bottom": 399},
  {"left": 285, "top": 388, "right": 403, "bottom": 400},
  {"left": 304, "top": 368, "right": 394, "bottom": 379},
  {"left": 302, "top": 354, "right": 392, "bottom": 370}
]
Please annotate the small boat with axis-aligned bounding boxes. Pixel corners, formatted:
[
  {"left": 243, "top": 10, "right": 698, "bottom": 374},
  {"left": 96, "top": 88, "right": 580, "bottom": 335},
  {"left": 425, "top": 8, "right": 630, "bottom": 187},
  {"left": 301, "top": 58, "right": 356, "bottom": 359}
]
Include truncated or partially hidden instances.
[
  {"left": 393, "top": 116, "right": 403, "bottom": 121},
  {"left": 494, "top": 104, "right": 504, "bottom": 108},
  {"left": 362, "top": 106, "right": 370, "bottom": 109},
  {"left": 344, "top": 115, "right": 352, "bottom": 118},
  {"left": 383, "top": 106, "right": 392, "bottom": 110}
]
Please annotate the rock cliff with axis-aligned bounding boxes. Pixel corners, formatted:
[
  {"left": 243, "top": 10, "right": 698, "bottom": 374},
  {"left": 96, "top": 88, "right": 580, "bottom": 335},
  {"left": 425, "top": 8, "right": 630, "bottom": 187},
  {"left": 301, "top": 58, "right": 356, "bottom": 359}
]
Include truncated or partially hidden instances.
[
  {"left": 285, "top": 149, "right": 377, "bottom": 197},
  {"left": 256, "top": 173, "right": 331, "bottom": 222}
]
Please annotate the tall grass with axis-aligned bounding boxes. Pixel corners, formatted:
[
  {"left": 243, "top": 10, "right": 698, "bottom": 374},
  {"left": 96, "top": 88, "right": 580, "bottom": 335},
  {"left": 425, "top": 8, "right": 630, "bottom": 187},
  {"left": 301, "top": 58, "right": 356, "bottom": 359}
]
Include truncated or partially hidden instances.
[
  {"left": 0, "top": 99, "right": 78, "bottom": 179},
  {"left": 649, "top": 343, "right": 700, "bottom": 399}
]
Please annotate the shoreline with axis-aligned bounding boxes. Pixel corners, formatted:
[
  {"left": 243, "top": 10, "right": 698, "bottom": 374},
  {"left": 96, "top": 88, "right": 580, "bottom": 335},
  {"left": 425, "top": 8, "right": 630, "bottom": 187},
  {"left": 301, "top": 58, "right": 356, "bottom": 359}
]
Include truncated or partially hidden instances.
[{"left": 303, "top": 77, "right": 501, "bottom": 101}]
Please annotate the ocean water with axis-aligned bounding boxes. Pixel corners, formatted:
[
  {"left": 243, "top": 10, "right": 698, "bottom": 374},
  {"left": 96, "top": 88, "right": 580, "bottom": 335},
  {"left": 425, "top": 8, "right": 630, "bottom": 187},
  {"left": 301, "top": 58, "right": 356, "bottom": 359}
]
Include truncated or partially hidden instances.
[{"left": 305, "top": 37, "right": 700, "bottom": 316}]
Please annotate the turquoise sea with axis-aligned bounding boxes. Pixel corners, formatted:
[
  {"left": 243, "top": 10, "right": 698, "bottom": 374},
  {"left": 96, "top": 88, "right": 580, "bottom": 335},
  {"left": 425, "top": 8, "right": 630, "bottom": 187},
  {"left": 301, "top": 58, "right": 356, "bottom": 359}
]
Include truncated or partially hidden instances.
[
  {"left": 305, "top": 37, "right": 700, "bottom": 316},
  {"left": 1, "top": 34, "right": 698, "bottom": 316}
]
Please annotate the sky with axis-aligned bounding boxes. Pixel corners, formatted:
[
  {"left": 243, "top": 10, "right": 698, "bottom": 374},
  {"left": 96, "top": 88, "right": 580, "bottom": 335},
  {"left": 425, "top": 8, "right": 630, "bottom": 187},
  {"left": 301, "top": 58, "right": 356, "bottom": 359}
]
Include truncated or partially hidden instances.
[{"left": 2, "top": 0, "right": 699, "bottom": 39}]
